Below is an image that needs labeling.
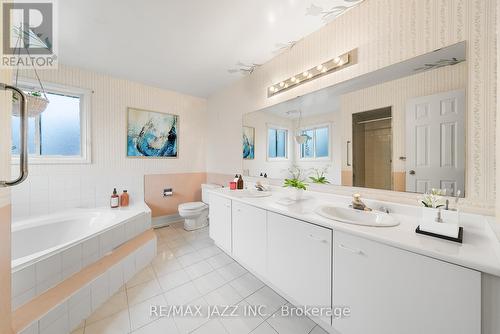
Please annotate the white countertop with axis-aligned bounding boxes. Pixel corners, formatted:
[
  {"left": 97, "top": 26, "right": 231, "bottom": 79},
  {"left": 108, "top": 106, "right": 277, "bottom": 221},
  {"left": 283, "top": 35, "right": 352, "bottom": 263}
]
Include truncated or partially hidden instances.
[{"left": 210, "top": 187, "right": 500, "bottom": 277}]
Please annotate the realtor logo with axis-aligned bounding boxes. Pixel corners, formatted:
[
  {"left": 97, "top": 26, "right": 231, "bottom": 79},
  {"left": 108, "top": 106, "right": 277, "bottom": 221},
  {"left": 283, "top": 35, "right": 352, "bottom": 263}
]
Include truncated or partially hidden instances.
[{"left": 2, "top": 0, "right": 58, "bottom": 68}]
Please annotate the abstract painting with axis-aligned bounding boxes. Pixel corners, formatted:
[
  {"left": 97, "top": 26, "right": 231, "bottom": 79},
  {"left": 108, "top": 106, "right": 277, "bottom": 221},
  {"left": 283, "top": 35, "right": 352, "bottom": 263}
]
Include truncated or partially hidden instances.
[
  {"left": 127, "top": 107, "right": 178, "bottom": 158},
  {"left": 242, "top": 126, "right": 255, "bottom": 160}
]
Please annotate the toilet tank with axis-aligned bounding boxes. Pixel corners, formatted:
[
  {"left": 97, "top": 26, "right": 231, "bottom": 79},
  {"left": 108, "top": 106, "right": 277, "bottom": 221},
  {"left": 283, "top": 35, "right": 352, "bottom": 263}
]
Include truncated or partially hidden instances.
[{"left": 201, "top": 183, "right": 222, "bottom": 204}]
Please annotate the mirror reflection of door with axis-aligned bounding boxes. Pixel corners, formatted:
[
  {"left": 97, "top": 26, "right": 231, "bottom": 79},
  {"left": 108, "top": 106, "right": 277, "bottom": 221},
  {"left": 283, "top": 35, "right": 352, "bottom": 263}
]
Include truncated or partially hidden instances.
[
  {"left": 405, "top": 90, "right": 465, "bottom": 196},
  {"left": 352, "top": 108, "right": 392, "bottom": 190}
]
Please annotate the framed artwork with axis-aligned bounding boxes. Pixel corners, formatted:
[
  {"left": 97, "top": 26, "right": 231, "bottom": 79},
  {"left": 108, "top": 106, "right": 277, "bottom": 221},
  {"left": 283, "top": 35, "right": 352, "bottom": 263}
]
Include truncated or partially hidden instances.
[
  {"left": 243, "top": 126, "right": 255, "bottom": 160},
  {"left": 127, "top": 107, "right": 178, "bottom": 158}
]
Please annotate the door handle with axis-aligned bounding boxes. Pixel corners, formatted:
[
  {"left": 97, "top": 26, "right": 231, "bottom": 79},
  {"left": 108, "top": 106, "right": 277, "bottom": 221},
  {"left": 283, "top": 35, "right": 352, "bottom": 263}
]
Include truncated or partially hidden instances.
[
  {"left": 346, "top": 141, "right": 352, "bottom": 167},
  {"left": 0, "top": 84, "right": 28, "bottom": 187},
  {"left": 409, "top": 170, "right": 416, "bottom": 175},
  {"left": 338, "top": 244, "right": 363, "bottom": 255},
  {"left": 308, "top": 234, "right": 329, "bottom": 244}
]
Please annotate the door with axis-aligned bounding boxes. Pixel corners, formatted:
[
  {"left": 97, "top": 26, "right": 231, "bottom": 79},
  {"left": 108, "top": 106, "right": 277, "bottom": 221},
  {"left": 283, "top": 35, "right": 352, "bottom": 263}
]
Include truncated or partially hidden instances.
[
  {"left": 405, "top": 90, "right": 465, "bottom": 195},
  {"left": 333, "top": 231, "right": 480, "bottom": 334},
  {"left": 208, "top": 194, "right": 232, "bottom": 253},
  {"left": 267, "top": 212, "right": 332, "bottom": 326},
  {"left": 232, "top": 201, "right": 267, "bottom": 277}
]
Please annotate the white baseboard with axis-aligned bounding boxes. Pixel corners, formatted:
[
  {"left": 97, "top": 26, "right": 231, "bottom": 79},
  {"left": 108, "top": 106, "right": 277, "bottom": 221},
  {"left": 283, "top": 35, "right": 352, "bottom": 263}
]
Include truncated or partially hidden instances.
[{"left": 152, "top": 214, "right": 184, "bottom": 228}]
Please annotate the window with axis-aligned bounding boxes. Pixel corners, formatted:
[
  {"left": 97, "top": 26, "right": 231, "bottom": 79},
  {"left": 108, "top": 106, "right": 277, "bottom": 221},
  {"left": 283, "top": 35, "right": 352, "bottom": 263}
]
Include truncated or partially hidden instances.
[
  {"left": 300, "top": 125, "right": 330, "bottom": 159},
  {"left": 11, "top": 80, "right": 91, "bottom": 164},
  {"left": 268, "top": 127, "right": 288, "bottom": 159}
]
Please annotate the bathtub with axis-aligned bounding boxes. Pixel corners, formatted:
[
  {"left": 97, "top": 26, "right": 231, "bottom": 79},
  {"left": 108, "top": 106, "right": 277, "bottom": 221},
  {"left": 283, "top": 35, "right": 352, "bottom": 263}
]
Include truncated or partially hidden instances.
[{"left": 11, "top": 204, "right": 152, "bottom": 310}]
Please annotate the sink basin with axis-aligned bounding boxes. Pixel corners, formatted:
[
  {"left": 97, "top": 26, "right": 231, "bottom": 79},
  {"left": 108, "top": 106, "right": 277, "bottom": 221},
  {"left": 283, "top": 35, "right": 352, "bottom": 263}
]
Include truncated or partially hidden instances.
[
  {"left": 316, "top": 205, "right": 399, "bottom": 227},
  {"left": 229, "top": 190, "right": 273, "bottom": 198}
]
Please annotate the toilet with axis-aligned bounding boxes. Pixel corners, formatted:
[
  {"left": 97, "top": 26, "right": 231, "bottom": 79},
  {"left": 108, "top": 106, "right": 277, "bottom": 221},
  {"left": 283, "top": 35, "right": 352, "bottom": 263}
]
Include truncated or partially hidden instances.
[{"left": 178, "top": 183, "right": 222, "bottom": 231}]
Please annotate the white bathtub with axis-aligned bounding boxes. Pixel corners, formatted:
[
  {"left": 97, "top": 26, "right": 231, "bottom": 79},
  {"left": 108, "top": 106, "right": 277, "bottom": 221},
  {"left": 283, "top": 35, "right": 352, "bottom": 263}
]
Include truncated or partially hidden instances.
[{"left": 11, "top": 204, "right": 152, "bottom": 310}]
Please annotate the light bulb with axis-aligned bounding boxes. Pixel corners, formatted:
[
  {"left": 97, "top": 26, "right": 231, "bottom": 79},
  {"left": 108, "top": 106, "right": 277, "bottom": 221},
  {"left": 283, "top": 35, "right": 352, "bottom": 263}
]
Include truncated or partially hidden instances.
[
  {"left": 291, "top": 77, "right": 297, "bottom": 83},
  {"left": 333, "top": 57, "right": 341, "bottom": 64},
  {"left": 321, "top": 67, "right": 327, "bottom": 73},
  {"left": 316, "top": 65, "right": 323, "bottom": 71},
  {"left": 303, "top": 71, "right": 309, "bottom": 77},
  {"left": 308, "top": 73, "right": 313, "bottom": 79},
  {"left": 270, "top": 86, "right": 276, "bottom": 93},
  {"left": 279, "top": 82, "right": 285, "bottom": 87}
]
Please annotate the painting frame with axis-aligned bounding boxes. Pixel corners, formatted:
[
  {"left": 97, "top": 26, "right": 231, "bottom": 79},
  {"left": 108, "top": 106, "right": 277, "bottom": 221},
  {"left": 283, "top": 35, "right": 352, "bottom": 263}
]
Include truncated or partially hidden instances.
[
  {"left": 126, "top": 107, "right": 179, "bottom": 159},
  {"left": 242, "top": 126, "right": 255, "bottom": 160}
]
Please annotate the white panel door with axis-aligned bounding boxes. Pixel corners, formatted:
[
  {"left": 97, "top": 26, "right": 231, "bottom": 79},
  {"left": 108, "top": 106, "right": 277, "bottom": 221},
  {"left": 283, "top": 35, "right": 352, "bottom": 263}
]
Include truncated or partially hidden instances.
[
  {"left": 333, "top": 231, "right": 480, "bottom": 334},
  {"left": 405, "top": 90, "right": 465, "bottom": 195},
  {"left": 267, "top": 212, "right": 332, "bottom": 326},
  {"left": 232, "top": 201, "right": 267, "bottom": 277},
  {"left": 208, "top": 194, "right": 232, "bottom": 253}
]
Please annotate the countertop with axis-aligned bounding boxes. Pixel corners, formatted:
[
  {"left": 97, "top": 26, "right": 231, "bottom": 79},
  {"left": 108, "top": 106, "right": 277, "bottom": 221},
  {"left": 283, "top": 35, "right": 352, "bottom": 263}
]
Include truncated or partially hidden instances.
[{"left": 210, "top": 187, "right": 500, "bottom": 277}]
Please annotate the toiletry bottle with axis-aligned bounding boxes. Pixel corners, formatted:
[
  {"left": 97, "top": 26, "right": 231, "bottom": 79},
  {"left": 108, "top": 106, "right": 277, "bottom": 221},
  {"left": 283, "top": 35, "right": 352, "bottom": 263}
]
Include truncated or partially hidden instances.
[
  {"left": 233, "top": 174, "right": 239, "bottom": 183},
  {"left": 110, "top": 188, "right": 120, "bottom": 208},
  {"left": 120, "top": 190, "right": 129, "bottom": 207},
  {"left": 237, "top": 175, "right": 244, "bottom": 189}
]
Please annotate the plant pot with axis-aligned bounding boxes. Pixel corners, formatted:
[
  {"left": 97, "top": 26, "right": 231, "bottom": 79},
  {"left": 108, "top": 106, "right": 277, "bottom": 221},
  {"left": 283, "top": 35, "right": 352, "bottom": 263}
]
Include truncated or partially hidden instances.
[
  {"left": 12, "top": 94, "right": 49, "bottom": 118},
  {"left": 291, "top": 188, "right": 305, "bottom": 201}
]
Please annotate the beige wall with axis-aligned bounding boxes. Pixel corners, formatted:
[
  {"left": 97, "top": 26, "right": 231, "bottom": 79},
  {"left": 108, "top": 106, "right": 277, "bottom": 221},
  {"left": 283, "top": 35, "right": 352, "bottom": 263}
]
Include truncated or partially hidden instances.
[{"left": 206, "top": 0, "right": 497, "bottom": 214}]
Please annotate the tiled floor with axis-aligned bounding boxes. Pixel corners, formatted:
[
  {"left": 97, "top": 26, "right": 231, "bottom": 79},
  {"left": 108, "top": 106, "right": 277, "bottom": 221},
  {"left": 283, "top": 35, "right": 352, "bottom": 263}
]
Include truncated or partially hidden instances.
[{"left": 73, "top": 222, "right": 328, "bottom": 334}]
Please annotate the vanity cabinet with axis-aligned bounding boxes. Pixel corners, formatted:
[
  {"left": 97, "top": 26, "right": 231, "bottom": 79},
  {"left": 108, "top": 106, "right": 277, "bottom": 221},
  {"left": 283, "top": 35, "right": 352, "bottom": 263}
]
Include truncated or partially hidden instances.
[
  {"left": 232, "top": 201, "right": 267, "bottom": 277},
  {"left": 333, "top": 231, "right": 481, "bottom": 334},
  {"left": 208, "top": 194, "right": 232, "bottom": 253},
  {"left": 267, "top": 212, "right": 332, "bottom": 326}
]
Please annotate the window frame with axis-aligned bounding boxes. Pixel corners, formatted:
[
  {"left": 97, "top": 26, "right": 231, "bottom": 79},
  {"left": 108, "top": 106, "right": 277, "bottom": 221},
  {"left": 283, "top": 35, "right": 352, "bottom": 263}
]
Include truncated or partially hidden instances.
[
  {"left": 266, "top": 124, "right": 289, "bottom": 161},
  {"left": 11, "top": 78, "right": 92, "bottom": 165},
  {"left": 297, "top": 123, "right": 331, "bottom": 161}
]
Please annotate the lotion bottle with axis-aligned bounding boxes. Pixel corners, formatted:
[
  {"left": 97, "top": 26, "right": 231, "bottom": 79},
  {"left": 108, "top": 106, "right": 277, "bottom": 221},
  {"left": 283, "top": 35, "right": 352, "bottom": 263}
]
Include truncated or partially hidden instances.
[{"left": 110, "top": 188, "right": 119, "bottom": 208}]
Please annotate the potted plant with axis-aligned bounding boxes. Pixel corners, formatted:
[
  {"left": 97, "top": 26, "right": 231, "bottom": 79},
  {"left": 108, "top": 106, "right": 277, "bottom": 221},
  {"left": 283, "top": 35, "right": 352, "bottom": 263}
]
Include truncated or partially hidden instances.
[
  {"left": 12, "top": 90, "right": 49, "bottom": 117},
  {"left": 420, "top": 188, "right": 447, "bottom": 222},
  {"left": 284, "top": 166, "right": 307, "bottom": 201},
  {"left": 309, "top": 166, "right": 330, "bottom": 184}
]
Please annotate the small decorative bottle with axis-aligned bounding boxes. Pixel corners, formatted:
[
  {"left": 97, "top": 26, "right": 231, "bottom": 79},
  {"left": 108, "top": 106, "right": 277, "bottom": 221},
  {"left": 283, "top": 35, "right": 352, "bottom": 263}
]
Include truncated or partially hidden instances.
[
  {"left": 110, "top": 188, "right": 120, "bottom": 208},
  {"left": 237, "top": 175, "right": 244, "bottom": 189},
  {"left": 120, "top": 190, "right": 129, "bottom": 207}
]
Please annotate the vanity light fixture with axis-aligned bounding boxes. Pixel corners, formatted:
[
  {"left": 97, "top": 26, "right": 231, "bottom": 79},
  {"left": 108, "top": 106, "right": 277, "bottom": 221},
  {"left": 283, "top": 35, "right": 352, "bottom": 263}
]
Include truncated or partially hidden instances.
[{"left": 268, "top": 49, "right": 353, "bottom": 97}]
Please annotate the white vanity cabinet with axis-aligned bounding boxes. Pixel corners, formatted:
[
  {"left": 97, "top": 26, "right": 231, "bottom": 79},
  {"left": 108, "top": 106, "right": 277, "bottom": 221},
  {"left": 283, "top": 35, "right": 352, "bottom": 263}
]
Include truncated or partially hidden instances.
[
  {"left": 333, "top": 231, "right": 481, "bottom": 334},
  {"left": 208, "top": 193, "right": 232, "bottom": 253},
  {"left": 232, "top": 201, "right": 267, "bottom": 277},
  {"left": 267, "top": 212, "right": 332, "bottom": 326}
]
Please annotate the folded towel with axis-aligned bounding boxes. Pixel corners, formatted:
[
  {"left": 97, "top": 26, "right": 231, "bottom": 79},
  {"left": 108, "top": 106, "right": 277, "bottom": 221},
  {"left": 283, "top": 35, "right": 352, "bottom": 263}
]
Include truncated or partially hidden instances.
[{"left": 419, "top": 222, "right": 460, "bottom": 239}]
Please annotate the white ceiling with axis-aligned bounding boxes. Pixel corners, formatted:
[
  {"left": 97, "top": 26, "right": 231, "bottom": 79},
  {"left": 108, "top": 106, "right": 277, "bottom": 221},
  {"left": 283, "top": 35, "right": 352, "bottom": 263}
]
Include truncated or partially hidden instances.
[{"left": 58, "top": 0, "right": 363, "bottom": 98}]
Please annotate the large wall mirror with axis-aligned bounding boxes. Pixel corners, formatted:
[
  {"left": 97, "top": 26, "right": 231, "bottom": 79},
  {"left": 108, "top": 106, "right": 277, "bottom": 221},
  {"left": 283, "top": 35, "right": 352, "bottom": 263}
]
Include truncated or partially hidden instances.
[{"left": 242, "top": 42, "right": 466, "bottom": 197}]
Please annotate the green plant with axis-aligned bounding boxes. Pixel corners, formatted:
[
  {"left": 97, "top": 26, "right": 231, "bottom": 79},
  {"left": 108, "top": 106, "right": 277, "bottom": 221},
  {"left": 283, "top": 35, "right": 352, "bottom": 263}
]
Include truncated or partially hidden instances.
[
  {"left": 309, "top": 166, "right": 330, "bottom": 184},
  {"left": 283, "top": 166, "right": 307, "bottom": 190},
  {"left": 284, "top": 178, "right": 307, "bottom": 190},
  {"left": 28, "top": 91, "right": 42, "bottom": 97}
]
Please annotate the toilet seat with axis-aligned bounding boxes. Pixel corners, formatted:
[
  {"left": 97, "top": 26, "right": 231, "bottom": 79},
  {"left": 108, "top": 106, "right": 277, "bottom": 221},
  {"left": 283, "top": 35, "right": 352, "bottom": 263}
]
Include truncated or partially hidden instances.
[{"left": 179, "top": 202, "right": 208, "bottom": 212}]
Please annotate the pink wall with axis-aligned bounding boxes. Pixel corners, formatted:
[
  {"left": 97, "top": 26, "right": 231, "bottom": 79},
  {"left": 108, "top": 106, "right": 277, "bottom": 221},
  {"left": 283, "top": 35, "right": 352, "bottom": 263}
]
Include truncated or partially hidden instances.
[{"left": 144, "top": 173, "right": 207, "bottom": 217}]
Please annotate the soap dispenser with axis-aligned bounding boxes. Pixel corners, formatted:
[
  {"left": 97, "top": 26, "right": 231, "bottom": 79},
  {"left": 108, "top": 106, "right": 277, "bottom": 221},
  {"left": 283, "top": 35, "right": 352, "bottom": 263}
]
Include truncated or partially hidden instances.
[{"left": 110, "top": 188, "right": 119, "bottom": 208}]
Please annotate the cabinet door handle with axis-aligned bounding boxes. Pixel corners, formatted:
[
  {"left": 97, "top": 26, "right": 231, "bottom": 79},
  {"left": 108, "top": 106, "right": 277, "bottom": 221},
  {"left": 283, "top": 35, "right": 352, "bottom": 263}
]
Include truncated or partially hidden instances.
[
  {"left": 308, "top": 234, "right": 329, "bottom": 244},
  {"left": 338, "top": 243, "right": 363, "bottom": 255}
]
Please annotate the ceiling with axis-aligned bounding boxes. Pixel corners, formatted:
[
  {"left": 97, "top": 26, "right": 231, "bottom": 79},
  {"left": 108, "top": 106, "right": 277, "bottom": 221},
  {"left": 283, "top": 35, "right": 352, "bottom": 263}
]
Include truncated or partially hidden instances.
[{"left": 57, "top": 0, "right": 363, "bottom": 98}]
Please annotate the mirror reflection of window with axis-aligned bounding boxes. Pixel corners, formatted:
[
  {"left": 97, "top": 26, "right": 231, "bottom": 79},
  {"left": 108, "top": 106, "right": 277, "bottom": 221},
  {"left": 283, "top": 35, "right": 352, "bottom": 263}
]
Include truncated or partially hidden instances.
[
  {"left": 268, "top": 127, "right": 288, "bottom": 159},
  {"left": 300, "top": 126, "right": 329, "bottom": 159}
]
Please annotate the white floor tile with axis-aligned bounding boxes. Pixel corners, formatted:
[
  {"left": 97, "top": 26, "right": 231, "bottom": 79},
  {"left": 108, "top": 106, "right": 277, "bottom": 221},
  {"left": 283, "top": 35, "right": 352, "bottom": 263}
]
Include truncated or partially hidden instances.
[
  {"left": 266, "top": 304, "right": 316, "bottom": 334},
  {"left": 230, "top": 273, "right": 265, "bottom": 298},
  {"left": 127, "top": 278, "right": 163, "bottom": 306},
  {"left": 171, "top": 244, "right": 196, "bottom": 257},
  {"left": 217, "top": 262, "right": 248, "bottom": 282},
  {"left": 191, "top": 318, "right": 228, "bottom": 334},
  {"left": 245, "top": 286, "right": 287, "bottom": 319},
  {"left": 220, "top": 301, "right": 265, "bottom": 334},
  {"left": 177, "top": 251, "right": 204, "bottom": 267},
  {"left": 152, "top": 257, "right": 182, "bottom": 277},
  {"left": 192, "top": 271, "right": 227, "bottom": 295},
  {"left": 197, "top": 245, "right": 222, "bottom": 259},
  {"left": 164, "top": 282, "right": 202, "bottom": 306},
  {"left": 172, "top": 297, "right": 210, "bottom": 334},
  {"left": 252, "top": 321, "right": 279, "bottom": 334},
  {"left": 131, "top": 318, "right": 179, "bottom": 334},
  {"left": 129, "top": 294, "right": 166, "bottom": 331},
  {"left": 207, "top": 253, "right": 234, "bottom": 269},
  {"left": 204, "top": 284, "right": 244, "bottom": 306},
  {"left": 310, "top": 325, "right": 330, "bottom": 334},
  {"left": 184, "top": 261, "right": 214, "bottom": 280},
  {"left": 157, "top": 269, "right": 191, "bottom": 291}
]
